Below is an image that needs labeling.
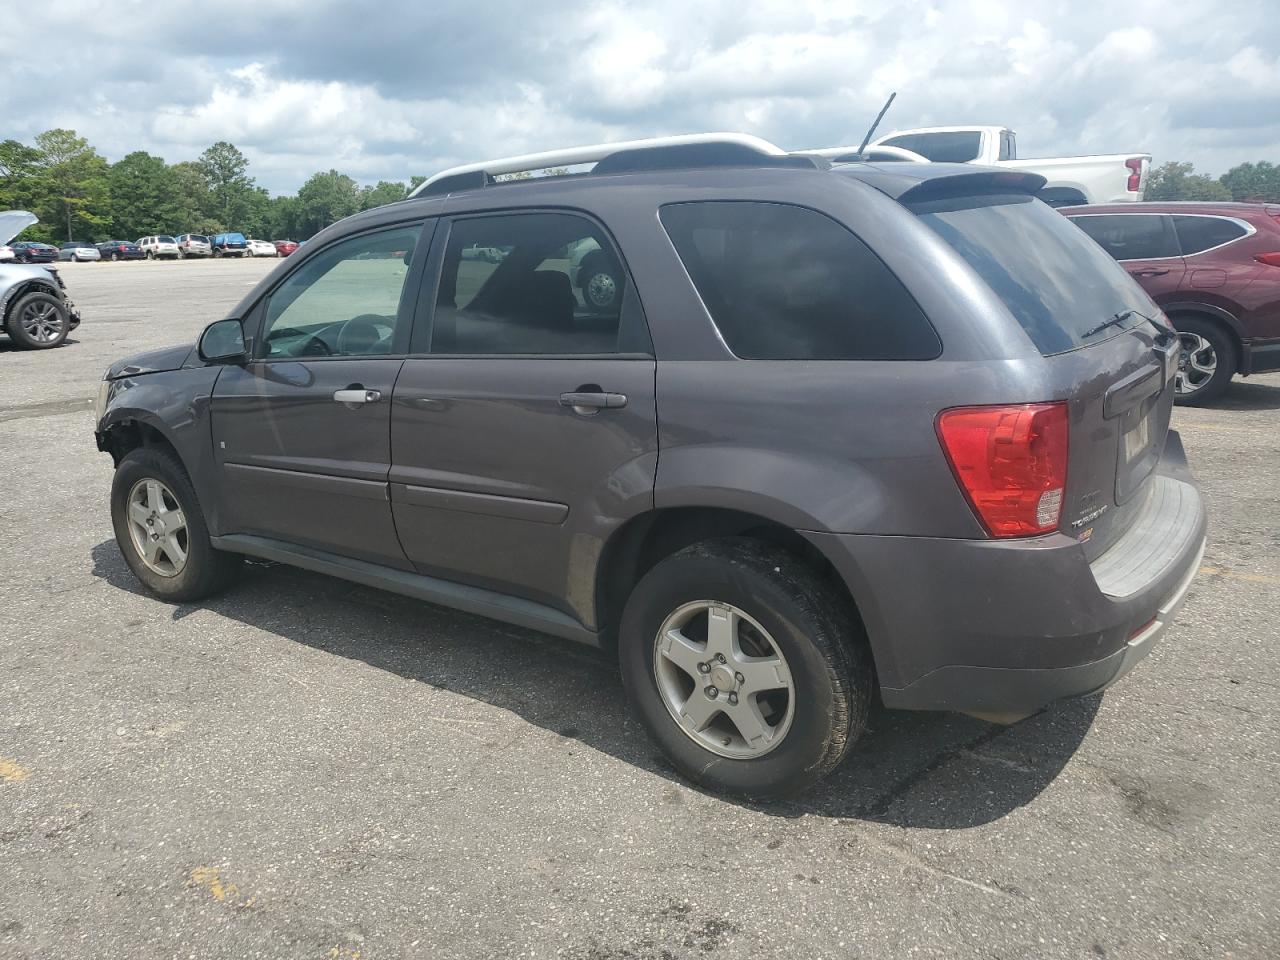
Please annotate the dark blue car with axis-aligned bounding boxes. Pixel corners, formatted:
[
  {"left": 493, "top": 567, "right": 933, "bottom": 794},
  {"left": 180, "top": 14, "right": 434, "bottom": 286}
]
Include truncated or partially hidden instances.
[{"left": 211, "top": 232, "right": 248, "bottom": 257}]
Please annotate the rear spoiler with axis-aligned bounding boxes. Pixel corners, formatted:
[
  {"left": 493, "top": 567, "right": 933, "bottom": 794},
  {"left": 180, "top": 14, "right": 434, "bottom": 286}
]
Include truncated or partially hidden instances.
[{"left": 896, "top": 170, "right": 1048, "bottom": 204}]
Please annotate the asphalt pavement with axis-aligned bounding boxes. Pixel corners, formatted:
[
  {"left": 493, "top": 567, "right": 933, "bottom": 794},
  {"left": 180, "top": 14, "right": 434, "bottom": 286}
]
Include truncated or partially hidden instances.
[{"left": 1, "top": 257, "right": 1278, "bottom": 959}]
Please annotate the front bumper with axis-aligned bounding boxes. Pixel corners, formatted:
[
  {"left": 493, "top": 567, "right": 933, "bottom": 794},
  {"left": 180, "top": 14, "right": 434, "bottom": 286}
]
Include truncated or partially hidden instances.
[{"left": 807, "top": 430, "right": 1207, "bottom": 716}]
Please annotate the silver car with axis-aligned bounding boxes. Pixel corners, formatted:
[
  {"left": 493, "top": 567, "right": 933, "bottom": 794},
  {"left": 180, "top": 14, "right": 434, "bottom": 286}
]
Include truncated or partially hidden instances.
[
  {"left": 176, "top": 234, "right": 212, "bottom": 258},
  {"left": 1, "top": 211, "right": 82, "bottom": 348},
  {"left": 58, "top": 241, "right": 102, "bottom": 262}
]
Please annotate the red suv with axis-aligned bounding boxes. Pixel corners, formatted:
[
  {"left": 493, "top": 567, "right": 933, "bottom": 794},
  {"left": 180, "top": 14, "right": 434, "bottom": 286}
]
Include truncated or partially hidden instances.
[{"left": 1062, "top": 202, "right": 1280, "bottom": 404}]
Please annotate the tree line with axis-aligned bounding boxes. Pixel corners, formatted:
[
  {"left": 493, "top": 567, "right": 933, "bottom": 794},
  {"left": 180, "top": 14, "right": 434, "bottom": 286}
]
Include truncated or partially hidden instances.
[
  {"left": 0, "top": 129, "right": 426, "bottom": 244},
  {"left": 4, "top": 128, "right": 1279, "bottom": 245}
]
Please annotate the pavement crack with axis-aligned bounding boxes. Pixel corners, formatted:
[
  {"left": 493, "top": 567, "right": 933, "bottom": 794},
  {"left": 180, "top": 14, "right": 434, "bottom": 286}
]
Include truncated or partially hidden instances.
[{"left": 861, "top": 724, "right": 1009, "bottom": 819}]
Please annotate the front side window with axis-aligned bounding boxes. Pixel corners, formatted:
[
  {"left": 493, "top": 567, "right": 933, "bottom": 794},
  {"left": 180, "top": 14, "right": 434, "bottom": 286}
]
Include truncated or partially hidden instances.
[
  {"left": 881, "top": 131, "right": 983, "bottom": 163},
  {"left": 430, "top": 212, "right": 649, "bottom": 355},
  {"left": 260, "top": 224, "right": 421, "bottom": 359},
  {"left": 1173, "top": 215, "right": 1249, "bottom": 256},
  {"left": 1068, "top": 214, "right": 1177, "bottom": 261},
  {"left": 660, "top": 201, "right": 940, "bottom": 360}
]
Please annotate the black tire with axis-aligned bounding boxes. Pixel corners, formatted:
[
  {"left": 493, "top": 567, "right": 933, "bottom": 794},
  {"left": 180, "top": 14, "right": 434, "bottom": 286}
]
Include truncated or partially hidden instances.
[
  {"left": 212, "top": 248, "right": 222, "bottom": 258},
  {"left": 4, "top": 290, "right": 69, "bottom": 349},
  {"left": 1172, "top": 315, "right": 1237, "bottom": 406},
  {"left": 110, "top": 252, "right": 120, "bottom": 262},
  {"left": 110, "top": 447, "right": 241, "bottom": 602},
  {"left": 619, "top": 537, "right": 871, "bottom": 799},
  {"left": 146, "top": 250, "right": 155, "bottom": 260}
]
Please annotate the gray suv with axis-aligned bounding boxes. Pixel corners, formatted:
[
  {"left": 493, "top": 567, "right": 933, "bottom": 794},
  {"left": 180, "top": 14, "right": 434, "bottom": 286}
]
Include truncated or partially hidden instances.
[{"left": 94, "top": 137, "right": 1207, "bottom": 798}]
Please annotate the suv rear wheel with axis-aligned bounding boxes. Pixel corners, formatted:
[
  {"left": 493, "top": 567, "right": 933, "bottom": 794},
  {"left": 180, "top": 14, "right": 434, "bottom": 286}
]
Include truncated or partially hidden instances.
[
  {"left": 110, "top": 448, "right": 240, "bottom": 602},
  {"left": 5, "top": 290, "right": 69, "bottom": 349},
  {"left": 1172, "top": 315, "right": 1236, "bottom": 406},
  {"left": 619, "top": 538, "right": 870, "bottom": 799}
]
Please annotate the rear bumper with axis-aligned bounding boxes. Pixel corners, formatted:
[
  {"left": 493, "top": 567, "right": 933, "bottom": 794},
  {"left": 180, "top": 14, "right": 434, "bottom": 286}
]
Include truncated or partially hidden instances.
[
  {"left": 1243, "top": 337, "right": 1280, "bottom": 376},
  {"left": 807, "top": 430, "right": 1207, "bottom": 716}
]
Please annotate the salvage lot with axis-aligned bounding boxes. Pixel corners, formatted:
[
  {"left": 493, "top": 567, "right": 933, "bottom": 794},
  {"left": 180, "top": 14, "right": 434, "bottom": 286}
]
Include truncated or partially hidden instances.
[{"left": 1, "top": 257, "right": 1278, "bottom": 958}]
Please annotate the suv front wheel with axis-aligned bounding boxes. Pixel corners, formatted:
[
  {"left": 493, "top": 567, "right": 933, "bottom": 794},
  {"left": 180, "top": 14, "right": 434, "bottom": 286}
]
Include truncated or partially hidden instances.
[
  {"left": 619, "top": 538, "right": 870, "bottom": 799},
  {"left": 110, "top": 448, "right": 240, "bottom": 602},
  {"left": 5, "top": 290, "right": 70, "bottom": 349}
]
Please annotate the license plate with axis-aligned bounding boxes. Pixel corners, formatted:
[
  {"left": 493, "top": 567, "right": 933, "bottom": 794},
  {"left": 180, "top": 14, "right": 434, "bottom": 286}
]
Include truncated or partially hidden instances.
[{"left": 1123, "top": 413, "right": 1151, "bottom": 463}]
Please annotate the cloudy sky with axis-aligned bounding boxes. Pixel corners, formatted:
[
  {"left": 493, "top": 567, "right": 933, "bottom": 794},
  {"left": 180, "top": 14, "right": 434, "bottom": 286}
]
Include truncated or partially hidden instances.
[{"left": 4, "top": 0, "right": 1277, "bottom": 194}]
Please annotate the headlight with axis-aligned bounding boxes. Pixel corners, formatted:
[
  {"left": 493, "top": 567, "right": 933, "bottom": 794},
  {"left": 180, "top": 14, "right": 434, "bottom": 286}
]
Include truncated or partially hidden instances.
[{"left": 94, "top": 380, "right": 111, "bottom": 423}]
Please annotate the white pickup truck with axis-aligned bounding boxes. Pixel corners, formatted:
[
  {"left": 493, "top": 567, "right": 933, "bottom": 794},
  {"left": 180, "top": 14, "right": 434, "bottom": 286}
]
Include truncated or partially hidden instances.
[{"left": 820, "top": 125, "right": 1150, "bottom": 206}]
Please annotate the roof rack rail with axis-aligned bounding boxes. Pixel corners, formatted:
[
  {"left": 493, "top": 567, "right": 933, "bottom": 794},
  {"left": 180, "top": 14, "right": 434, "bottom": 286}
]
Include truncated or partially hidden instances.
[
  {"left": 804, "top": 144, "right": 931, "bottom": 164},
  {"left": 409, "top": 132, "right": 812, "bottom": 198}
]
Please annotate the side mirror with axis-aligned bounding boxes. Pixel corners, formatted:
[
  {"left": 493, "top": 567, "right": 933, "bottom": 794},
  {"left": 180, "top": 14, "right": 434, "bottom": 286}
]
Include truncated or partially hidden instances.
[{"left": 198, "top": 318, "right": 247, "bottom": 364}]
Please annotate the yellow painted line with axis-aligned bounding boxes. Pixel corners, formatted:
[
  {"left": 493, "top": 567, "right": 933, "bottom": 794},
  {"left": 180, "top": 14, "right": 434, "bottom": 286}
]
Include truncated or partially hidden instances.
[
  {"left": 0, "top": 758, "right": 31, "bottom": 783},
  {"left": 1200, "top": 566, "right": 1280, "bottom": 586},
  {"left": 188, "top": 866, "right": 255, "bottom": 908}
]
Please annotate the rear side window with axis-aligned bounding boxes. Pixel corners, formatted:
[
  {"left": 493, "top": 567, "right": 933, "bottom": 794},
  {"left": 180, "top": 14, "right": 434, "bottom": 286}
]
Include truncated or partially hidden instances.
[
  {"left": 659, "top": 201, "right": 940, "bottom": 360},
  {"left": 1068, "top": 214, "right": 1177, "bottom": 260},
  {"left": 914, "top": 194, "right": 1154, "bottom": 356},
  {"left": 880, "top": 131, "right": 983, "bottom": 163},
  {"left": 1173, "top": 215, "right": 1248, "bottom": 255}
]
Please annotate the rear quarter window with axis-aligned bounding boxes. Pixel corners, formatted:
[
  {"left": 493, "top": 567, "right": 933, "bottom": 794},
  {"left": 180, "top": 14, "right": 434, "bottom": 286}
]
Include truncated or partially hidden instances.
[
  {"left": 1173, "top": 215, "right": 1249, "bottom": 255},
  {"left": 915, "top": 194, "right": 1155, "bottom": 356},
  {"left": 659, "top": 201, "right": 941, "bottom": 360}
]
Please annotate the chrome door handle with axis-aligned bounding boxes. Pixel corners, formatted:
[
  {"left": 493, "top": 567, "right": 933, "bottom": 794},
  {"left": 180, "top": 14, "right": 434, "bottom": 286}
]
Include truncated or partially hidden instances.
[
  {"left": 333, "top": 389, "right": 382, "bottom": 404},
  {"left": 559, "top": 391, "right": 627, "bottom": 412}
]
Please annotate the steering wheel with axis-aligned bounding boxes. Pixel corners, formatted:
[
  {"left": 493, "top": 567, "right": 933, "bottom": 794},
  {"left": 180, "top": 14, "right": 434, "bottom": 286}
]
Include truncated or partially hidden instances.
[{"left": 336, "top": 314, "right": 393, "bottom": 355}]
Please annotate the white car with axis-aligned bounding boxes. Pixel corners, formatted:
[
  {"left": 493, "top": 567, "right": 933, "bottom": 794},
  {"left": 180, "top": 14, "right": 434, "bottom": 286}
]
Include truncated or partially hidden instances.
[
  {"left": 246, "top": 238, "right": 278, "bottom": 257},
  {"left": 137, "top": 235, "right": 181, "bottom": 259},
  {"left": 811, "top": 126, "right": 1151, "bottom": 207}
]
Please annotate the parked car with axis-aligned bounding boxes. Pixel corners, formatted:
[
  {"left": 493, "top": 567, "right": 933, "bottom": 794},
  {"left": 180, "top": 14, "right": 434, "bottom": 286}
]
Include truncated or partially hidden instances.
[
  {"left": 176, "top": 234, "right": 212, "bottom": 258},
  {"left": 96, "top": 240, "right": 145, "bottom": 262},
  {"left": 0, "top": 244, "right": 11, "bottom": 262},
  {"left": 211, "top": 232, "right": 249, "bottom": 257},
  {"left": 272, "top": 239, "right": 299, "bottom": 257},
  {"left": 9, "top": 241, "right": 59, "bottom": 264},
  {"left": 58, "top": 241, "right": 102, "bottom": 262},
  {"left": 1, "top": 211, "right": 81, "bottom": 349},
  {"left": 246, "top": 238, "right": 277, "bottom": 257},
  {"left": 137, "top": 236, "right": 180, "bottom": 259},
  {"left": 1062, "top": 201, "right": 1280, "bottom": 404},
  {"left": 809, "top": 126, "right": 1150, "bottom": 207},
  {"left": 95, "top": 134, "right": 1205, "bottom": 798}
]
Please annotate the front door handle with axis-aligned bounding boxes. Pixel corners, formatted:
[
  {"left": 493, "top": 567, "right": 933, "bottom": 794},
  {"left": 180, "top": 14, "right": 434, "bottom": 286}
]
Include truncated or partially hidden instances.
[
  {"left": 559, "top": 391, "right": 627, "bottom": 412},
  {"left": 1131, "top": 268, "right": 1169, "bottom": 277},
  {"left": 333, "top": 388, "right": 382, "bottom": 404}
]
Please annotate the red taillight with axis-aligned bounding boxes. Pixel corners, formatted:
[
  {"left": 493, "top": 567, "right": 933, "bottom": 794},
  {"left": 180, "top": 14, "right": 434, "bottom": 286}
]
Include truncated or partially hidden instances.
[
  {"left": 1125, "top": 158, "right": 1144, "bottom": 193},
  {"left": 936, "top": 402, "right": 1070, "bottom": 538},
  {"left": 1255, "top": 252, "right": 1280, "bottom": 268}
]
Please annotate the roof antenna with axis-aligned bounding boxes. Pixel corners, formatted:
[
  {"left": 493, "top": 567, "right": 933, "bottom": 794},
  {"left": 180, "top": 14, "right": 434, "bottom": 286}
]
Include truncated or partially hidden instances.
[{"left": 856, "top": 92, "right": 897, "bottom": 156}]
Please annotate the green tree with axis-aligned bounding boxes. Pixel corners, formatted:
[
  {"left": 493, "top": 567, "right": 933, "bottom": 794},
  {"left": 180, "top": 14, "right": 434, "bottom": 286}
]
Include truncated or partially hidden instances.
[
  {"left": 108, "top": 151, "right": 187, "bottom": 239},
  {"left": 360, "top": 180, "right": 408, "bottom": 210},
  {"left": 1219, "top": 161, "right": 1280, "bottom": 202},
  {"left": 198, "top": 141, "right": 256, "bottom": 229},
  {"left": 0, "top": 139, "right": 42, "bottom": 211},
  {"left": 296, "top": 169, "right": 361, "bottom": 237},
  {"left": 169, "top": 161, "right": 222, "bottom": 233},
  {"left": 1144, "top": 161, "right": 1232, "bottom": 202},
  {"left": 30, "top": 129, "right": 112, "bottom": 241}
]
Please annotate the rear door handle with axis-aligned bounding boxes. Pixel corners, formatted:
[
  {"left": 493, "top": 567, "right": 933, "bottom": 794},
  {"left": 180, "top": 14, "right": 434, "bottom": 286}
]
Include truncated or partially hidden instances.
[
  {"left": 333, "top": 388, "right": 382, "bottom": 404},
  {"left": 559, "top": 391, "right": 627, "bottom": 412},
  {"left": 1131, "top": 268, "right": 1169, "bottom": 277}
]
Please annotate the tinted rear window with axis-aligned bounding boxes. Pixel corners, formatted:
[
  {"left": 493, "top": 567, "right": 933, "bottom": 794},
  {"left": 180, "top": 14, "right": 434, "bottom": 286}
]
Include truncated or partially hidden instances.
[
  {"left": 1173, "top": 215, "right": 1248, "bottom": 255},
  {"left": 660, "top": 201, "right": 941, "bottom": 360},
  {"left": 881, "top": 131, "right": 983, "bottom": 163},
  {"left": 913, "top": 194, "right": 1153, "bottom": 355},
  {"left": 1068, "top": 214, "right": 1177, "bottom": 260}
]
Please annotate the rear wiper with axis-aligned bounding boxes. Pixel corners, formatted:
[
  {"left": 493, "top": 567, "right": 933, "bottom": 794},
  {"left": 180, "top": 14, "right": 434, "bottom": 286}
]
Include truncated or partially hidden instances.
[{"left": 1081, "top": 309, "right": 1142, "bottom": 339}]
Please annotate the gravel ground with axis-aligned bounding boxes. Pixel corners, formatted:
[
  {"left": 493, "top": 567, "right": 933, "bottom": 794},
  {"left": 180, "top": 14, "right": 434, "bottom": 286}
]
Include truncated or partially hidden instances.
[{"left": 1, "top": 258, "right": 1278, "bottom": 959}]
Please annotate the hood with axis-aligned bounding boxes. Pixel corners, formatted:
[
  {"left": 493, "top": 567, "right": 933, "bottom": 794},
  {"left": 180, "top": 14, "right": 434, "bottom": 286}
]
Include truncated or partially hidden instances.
[
  {"left": 0, "top": 210, "right": 38, "bottom": 246},
  {"left": 105, "top": 343, "right": 195, "bottom": 380}
]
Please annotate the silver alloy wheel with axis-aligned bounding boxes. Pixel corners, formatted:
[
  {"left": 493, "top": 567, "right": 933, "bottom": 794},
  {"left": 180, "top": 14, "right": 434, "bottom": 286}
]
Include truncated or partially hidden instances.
[
  {"left": 18, "top": 298, "right": 65, "bottom": 343},
  {"left": 125, "top": 478, "right": 189, "bottom": 578},
  {"left": 585, "top": 271, "right": 617, "bottom": 308},
  {"left": 653, "top": 600, "right": 795, "bottom": 760},
  {"left": 1175, "top": 332, "right": 1217, "bottom": 395}
]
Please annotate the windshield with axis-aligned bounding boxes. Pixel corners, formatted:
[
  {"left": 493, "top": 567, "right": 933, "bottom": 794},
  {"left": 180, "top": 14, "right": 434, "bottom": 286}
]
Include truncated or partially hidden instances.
[
  {"left": 910, "top": 193, "right": 1155, "bottom": 355},
  {"left": 881, "top": 131, "right": 983, "bottom": 163}
]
